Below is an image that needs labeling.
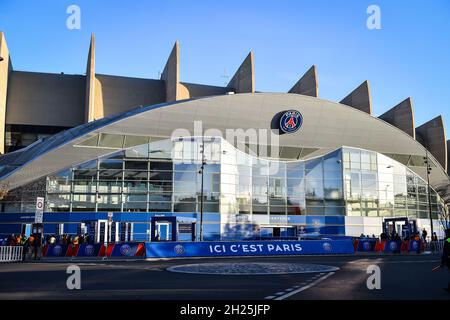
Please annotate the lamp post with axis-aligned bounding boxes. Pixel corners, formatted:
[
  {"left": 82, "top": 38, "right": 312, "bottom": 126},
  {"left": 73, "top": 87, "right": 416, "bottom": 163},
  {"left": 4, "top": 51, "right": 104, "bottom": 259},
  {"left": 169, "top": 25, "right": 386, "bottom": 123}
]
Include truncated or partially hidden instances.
[
  {"left": 424, "top": 150, "right": 434, "bottom": 236},
  {"left": 198, "top": 137, "right": 206, "bottom": 241}
]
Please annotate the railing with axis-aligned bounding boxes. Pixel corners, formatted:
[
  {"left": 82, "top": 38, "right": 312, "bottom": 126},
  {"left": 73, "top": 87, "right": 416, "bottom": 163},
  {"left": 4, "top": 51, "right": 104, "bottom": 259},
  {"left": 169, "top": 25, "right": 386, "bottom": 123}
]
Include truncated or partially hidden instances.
[
  {"left": 427, "top": 240, "right": 445, "bottom": 254},
  {"left": 0, "top": 246, "right": 23, "bottom": 262}
]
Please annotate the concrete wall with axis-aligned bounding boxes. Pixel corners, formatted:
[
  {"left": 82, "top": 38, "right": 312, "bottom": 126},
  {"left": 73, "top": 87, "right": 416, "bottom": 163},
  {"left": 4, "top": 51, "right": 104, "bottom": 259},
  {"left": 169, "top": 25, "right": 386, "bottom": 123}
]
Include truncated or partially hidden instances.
[
  {"left": 379, "top": 97, "right": 415, "bottom": 138},
  {"left": 5, "top": 71, "right": 85, "bottom": 127},
  {"left": 416, "top": 116, "right": 447, "bottom": 172},
  {"left": 289, "top": 65, "right": 318, "bottom": 97},
  {"left": 85, "top": 34, "right": 96, "bottom": 122},
  {"left": 340, "top": 81, "right": 372, "bottom": 114},
  {"left": 227, "top": 52, "right": 254, "bottom": 93},
  {"left": 95, "top": 74, "right": 165, "bottom": 118},
  {"left": 181, "top": 82, "right": 230, "bottom": 98},
  {"left": 161, "top": 42, "right": 180, "bottom": 102},
  {"left": 0, "top": 32, "right": 11, "bottom": 154}
]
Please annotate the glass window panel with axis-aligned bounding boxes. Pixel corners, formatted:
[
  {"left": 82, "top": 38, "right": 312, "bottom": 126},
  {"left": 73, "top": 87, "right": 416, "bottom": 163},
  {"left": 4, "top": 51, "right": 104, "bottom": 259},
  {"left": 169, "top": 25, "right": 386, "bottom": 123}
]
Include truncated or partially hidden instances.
[
  {"left": 149, "top": 171, "right": 172, "bottom": 181},
  {"left": 324, "top": 180, "right": 343, "bottom": 199},
  {"left": 99, "top": 133, "right": 124, "bottom": 148},
  {"left": 150, "top": 161, "right": 172, "bottom": 171},
  {"left": 123, "top": 181, "right": 147, "bottom": 193},
  {"left": 124, "top": 161, "right": 148, "bottom": 170},
  {"left": 306, "top": 179, "right": 324, "bottom": 199},
  {"left": 174, "top": 202, "right": 196, "bottom": 212},
  {"left": 252, "top": 205, "right": 268, "bottom": 214},
  {"left": 305, "top": 158, "right": 323, "bottom": 180},
  {"left": 124, "top": 170, "right": 147, "bottom": 180}
]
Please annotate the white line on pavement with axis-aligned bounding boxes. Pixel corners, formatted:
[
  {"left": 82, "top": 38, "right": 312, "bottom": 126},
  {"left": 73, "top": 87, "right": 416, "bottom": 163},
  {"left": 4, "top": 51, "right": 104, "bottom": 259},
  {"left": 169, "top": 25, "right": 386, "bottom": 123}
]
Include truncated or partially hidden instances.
[{"left": 273, "top": 272, "right": 336, "bottom": 301}]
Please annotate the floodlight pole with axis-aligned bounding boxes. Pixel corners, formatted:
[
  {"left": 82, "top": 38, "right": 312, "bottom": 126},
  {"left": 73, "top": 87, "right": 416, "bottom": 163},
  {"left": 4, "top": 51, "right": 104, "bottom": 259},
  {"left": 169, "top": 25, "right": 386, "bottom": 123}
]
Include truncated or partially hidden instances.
[
  {"left": 199, "top": 137, "right": 206, "bottom": 242},
  {"left": 424, "top": 150, "right": 434, "bottom": 237}
]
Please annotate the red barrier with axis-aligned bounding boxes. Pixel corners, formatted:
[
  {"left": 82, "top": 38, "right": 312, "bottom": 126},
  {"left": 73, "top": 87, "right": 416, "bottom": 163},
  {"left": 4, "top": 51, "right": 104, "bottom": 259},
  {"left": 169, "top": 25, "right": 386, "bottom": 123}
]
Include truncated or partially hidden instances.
[
  {"left": 401, "top": 240, "right": 409, "bottom": 254},
  {"left": 136, "top": 243, "right": 145, "bottom": 256},
  {"left": 353, "top": 240, "right": 359, "bottom": 252},
  {"left": 375, "top": 241, "right": 382, "bottom": 252},
  {"left": 381, "top": 240, "right": 386, "bottom": 251},
  {"left": 106, "top": 243, "right": 115, "bottom": 257},
  {"left": 66, "top": 244, "right": 79, "bottom": 257},
  {"left": 98, "top": 244, "right": 106, "bottom": 257},
  {"left": 42, "top": 244, "right": 49, "bottom": 257}
]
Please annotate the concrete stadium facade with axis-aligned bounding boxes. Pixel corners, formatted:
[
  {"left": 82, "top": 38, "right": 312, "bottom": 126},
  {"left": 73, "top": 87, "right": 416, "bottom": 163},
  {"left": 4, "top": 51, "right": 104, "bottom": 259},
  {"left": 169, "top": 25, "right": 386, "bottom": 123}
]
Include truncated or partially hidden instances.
[{"left": 0, "top": 33, "right": 449, "bottom": 241}]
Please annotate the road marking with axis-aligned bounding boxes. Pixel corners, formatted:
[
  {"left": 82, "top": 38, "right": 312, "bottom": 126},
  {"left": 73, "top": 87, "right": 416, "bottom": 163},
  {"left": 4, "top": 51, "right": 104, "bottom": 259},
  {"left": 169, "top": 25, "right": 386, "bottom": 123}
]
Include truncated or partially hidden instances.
[
  {"left": 264, "top": 296, "right": 275, "bottom": 299},
  {"left": 274, "top": 292, "right": 285, "bottom": 295},
  {"left": 273, "top": 272, "right": 336, "bottom": 300}
]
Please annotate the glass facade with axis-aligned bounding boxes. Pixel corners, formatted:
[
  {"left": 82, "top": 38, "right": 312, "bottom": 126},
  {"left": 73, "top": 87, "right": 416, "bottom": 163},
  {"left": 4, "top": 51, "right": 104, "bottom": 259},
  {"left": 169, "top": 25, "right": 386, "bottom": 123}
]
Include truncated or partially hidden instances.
[{"left": 1, "top": 137, "right": 447, "bottom": 239}]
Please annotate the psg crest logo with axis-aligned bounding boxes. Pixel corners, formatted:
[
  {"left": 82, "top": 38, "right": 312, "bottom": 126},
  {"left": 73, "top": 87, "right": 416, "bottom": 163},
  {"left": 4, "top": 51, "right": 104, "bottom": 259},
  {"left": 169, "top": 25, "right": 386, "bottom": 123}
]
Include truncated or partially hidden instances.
[
  {"left": 85, "top": 244, "right": 95, "bottom": 256},
  {"left": 53, "top": 245, "right": 62, "bottom": 256},
  {"left": 279, "top": 110, "right": 303, "bottom": 133},
  {"left": 174, "top": 245, "right": 185, "bottom": 256},
  {"left": 322, "top": 242, "right": 332, "bottom": 251},
  {"left": 120, "top": 244, "right": 132, "bottom": 256}
]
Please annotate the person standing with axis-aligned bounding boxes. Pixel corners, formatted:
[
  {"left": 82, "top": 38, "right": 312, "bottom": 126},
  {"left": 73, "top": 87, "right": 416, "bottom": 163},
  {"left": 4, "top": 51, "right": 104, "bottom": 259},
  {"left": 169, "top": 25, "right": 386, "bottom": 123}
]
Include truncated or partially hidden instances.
[
  {"left": 441, "top": 229, "right": 450, "bottom": 293},
  {"left": 422, "top": 228, "right": 428, "bottom": 243}
]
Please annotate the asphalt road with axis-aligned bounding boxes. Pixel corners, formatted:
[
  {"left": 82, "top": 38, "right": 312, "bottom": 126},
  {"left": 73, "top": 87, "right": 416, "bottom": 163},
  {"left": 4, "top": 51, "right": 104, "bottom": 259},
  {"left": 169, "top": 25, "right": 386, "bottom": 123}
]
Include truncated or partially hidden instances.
[{"left": 0, "top": 254, "right": 449, "bottom": 300}]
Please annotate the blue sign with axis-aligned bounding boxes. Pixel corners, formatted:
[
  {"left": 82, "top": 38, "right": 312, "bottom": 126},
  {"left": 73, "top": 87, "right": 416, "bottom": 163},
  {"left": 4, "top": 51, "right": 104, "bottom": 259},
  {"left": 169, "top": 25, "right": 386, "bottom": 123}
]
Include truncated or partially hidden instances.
[
  {"left": 279, "top": 110, "right": 303, "bottom": 133},
  {"left": 146, "top": 240, "right": 354, "bottom": 258}
]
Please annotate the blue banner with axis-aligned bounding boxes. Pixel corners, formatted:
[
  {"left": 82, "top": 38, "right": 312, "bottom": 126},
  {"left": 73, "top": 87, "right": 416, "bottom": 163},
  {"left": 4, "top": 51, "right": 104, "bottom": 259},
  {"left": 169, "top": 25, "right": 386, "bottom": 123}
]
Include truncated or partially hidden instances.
[
  {"left": 384, "top": 240, "right": 402, "bottom": 253},
  {"left": 45, "top": 244, "right": 68, "bottom": 257},
  {"left": 77, "top": 243, "right": 102, "bottom": 257},
  {"left": 357, "top": 239, "right": 377, "bottom": 252},
  {"left": 110, "top": 242, "right": 142, "bottom": 257},
  {"left": 409, "top": 240, "right": 422, "bottom": 252},
  {"left": 146, "top": 240, "right": 355, "bottom": 258}
]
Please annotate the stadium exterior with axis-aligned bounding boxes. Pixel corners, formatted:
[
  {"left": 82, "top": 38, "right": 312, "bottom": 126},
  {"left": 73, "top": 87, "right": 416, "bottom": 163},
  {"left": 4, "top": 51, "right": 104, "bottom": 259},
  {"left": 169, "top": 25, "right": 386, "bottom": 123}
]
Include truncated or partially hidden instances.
[{"left": 0, "top": 33, "right": 449, "bottom": 241}]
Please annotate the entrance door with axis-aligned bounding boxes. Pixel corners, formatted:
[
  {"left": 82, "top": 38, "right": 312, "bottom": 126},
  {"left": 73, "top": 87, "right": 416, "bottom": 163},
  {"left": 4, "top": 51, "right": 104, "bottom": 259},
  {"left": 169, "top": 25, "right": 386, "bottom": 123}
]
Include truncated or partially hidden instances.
[
  {"left": 157, "top": 222, "right": 170, "bottom": 241},
  {"left": 97, "top": 220, "right": 108, "bottom": 243}
]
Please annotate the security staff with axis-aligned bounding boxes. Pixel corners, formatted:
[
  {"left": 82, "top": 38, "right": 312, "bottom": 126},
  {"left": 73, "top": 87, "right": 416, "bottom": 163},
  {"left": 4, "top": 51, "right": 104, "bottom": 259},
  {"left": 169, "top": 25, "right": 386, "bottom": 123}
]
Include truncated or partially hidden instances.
[{"left": 442, "top": 229, "right": 450, "bottom": 293}]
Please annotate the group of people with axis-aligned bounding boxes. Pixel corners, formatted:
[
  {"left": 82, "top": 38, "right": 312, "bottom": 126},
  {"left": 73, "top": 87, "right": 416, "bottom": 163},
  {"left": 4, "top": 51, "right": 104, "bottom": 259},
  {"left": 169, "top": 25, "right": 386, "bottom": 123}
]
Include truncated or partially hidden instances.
[
  {"left": 0, "top": 232, "right": 95, "bottom": 261},
  {"left": 0, "top": 233, "right": 42, "bottom": 260},
  {"left": 369, "top": 228, "right": 440, "bottom": 243},
  {"left": 46, "top": 233, "right": 92, "bottom": 246}
]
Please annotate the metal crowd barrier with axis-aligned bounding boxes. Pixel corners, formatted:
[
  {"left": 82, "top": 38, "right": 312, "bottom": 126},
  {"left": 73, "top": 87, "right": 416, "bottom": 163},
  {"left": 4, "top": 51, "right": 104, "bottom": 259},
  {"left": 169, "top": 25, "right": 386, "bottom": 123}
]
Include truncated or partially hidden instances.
[
  {"left": 0, "top": 246, "right": 23, "bottom": 262},
  {"left": 427, "top": 240, "right": 445, "bottom": 254}
]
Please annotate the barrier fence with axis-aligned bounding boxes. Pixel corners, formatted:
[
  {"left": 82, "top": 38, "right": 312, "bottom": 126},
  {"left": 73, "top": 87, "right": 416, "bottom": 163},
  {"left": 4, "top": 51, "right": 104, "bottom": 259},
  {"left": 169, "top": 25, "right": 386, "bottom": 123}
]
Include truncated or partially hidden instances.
[
  {"left": 42, "top": 242, "right": 146, "bottom": 258},
  {"left": 0, "top": 246, "right": 23, "bottom": 262},
  {"left": 353, "top": 239, "right": 428, "bottom": 253}
]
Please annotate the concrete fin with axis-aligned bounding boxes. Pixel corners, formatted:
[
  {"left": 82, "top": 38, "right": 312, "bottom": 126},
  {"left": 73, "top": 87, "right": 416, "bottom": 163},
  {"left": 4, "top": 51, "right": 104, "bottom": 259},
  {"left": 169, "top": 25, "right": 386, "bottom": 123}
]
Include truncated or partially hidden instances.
[
  {"left": 161, "top": 41, "right": 180, "bottom": 102},
  {"left": 85, "top": 34, "right": 96, "bottom": 122},
  {"left": 379, "top": 97, "right": 415, "bottom": 138},
  {"left": 227, "top": 51, "right": 254, "bottom": 93},
  {"left": 448, "top": 140, "right": 450, "bottom": 174},
  {"left": 416, "top": 115, "right": 448, "bottom": 172},
  {"left": 0, "top": 31, "right": 11, "bottom": 154},
  {"left": 340, "top": 80, "right": 372, "bottom": 114},
  {"left": 288, "top": 65, "right": 318, "bottom": 97}
]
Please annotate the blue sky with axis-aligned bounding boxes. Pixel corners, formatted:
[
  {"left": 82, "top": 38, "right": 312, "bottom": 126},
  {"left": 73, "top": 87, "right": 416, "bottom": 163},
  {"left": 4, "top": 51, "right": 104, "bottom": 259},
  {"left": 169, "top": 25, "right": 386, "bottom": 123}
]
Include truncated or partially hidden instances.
[{"left": 1, "top": 0, "right": 449, "bottom": 130}]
